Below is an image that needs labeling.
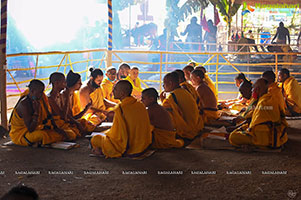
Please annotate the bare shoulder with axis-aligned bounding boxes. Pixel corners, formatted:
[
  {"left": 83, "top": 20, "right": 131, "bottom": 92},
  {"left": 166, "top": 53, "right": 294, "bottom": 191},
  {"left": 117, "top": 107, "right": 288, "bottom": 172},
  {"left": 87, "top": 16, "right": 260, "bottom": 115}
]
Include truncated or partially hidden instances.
[
  {"left": 16, "top": 97, "right": 30, "bottom": 117},
  {"left": 199, "top": 83, "right": 211, "bottom": 92},
  {"left": 156, "top": 104, "right": 170, "bottom": 117},
  {"left": 79, "top": 85, "right": 89, "bottom": 95}
]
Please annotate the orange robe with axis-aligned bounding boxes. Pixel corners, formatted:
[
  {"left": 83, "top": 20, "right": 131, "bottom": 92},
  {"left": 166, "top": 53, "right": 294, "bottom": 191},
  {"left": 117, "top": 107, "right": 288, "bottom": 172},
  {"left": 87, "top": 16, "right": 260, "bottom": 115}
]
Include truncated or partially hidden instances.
[
  {"left": 91, "top": 96, "right": 153, "bottom": 158},
  {"left": 125, "top": 76, "right": 143, "bottom": 99},
  {"left": 9, "top": 92, "right": 64, "bottom": 146},
  {"left": 229, "top": 93, "right": 288, "bottom": 148},
  {"left": 282, "top": 76, "right": 301, "bottom": 114},
  {"left": 152, "top": 128, "right": 184, "bottom": 149},
  {"left": 180, "top": 81, "right": 199, "bottom": 103},
  {"left": 101, "top": 78, "right": 119, "bottom": 103},
  {"left": 82, "top": 87, "right": 106, "bottom": 126},
  {"left": 70, "top": 91, "right": 95, "bottom": 132},
  {"left": 204, "top": 74, "right": 218, "bottom": 100},
  {"left": 162, "top": 88, "right": 204, "bottom": 140},
  {"left": 268, "top": 82, "right": 285, "bottom": 112}
]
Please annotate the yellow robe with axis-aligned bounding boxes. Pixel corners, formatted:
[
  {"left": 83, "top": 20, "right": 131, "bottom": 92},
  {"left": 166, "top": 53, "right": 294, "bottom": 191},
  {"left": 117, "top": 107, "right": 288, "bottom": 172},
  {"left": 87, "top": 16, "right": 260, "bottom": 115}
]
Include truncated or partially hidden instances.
[
  {"left": 152, "top": 128, "right": 184, "bottom": 149},
  {"left": 83, "top": 87, "right": 106, "bottom": 125},
  {"left": 240, "top": 98, "right": 257, "bottom": 120},
  {"left": 180, "top": 81, "right": 199, "bottom": 103},
  {"left": 162, "top": 88, "right": 204, "bottom": 140},
  {"left": 91, "top": 96, "right": 153, "bottom": 158},
  {"left": 204, "top": 74, "right": 218, "bottom": 99},
  {"left": 229, "top": 93, "right": 288, "bottom": 148},
  {"left": 125, "top": 76, "right": 143, "bottom": 98},
  {"left": 282, "top": 76, "right": 301, "bottom": 114},
  {"left": 269, "top": 82, "right": 285, "bottom": 112},
  {"left": 101, "top": 78, "right": 119, "bottom": 103},
  {"left": 203, "top": 109, "right": 219, "bottom": 123},
  {"left": 229, "top": 93, "right": 249, "bottom": 112},
  {"left": 9, "top": 92, "right": 64, "bottom": 146},
  {"left": 71, "top": 91, "right": 95, "bottom": 132}
]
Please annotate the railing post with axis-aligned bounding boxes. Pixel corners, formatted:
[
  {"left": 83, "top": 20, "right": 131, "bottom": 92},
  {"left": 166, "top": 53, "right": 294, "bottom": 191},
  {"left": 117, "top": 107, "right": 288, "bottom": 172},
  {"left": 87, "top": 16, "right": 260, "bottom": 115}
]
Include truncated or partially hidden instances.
[
  {"left": 275, "top": 52, "right": 278, "bottom": 80},
  {"left": 106, "top": 50, "right": 112, "bottom": 68},
  {"left": 0, "top": 0, "right": 8, "bottom": 129},
  {"left": 0, "top": 64, "right": 7, "bottom": 129},
  {"left": 64, "top": 54, "right": 68, "bottom": 74},
  {"left": 159, "top": 52, "right": 163, "bottom": 93},
  {"left": 86, "top": 52, "right": 90, "bottom": 80},
  {"left": 34, "top": 55, "right": 39, "bottom": 78},
  {"left": 68, "top": 54, "right": 74, "bottom": 71},
  {"left": 107, "top": 0, "right": 113, "bottom": 68},
  {"left": 215, "top": 54, "right": 219, "bottom": 95}
]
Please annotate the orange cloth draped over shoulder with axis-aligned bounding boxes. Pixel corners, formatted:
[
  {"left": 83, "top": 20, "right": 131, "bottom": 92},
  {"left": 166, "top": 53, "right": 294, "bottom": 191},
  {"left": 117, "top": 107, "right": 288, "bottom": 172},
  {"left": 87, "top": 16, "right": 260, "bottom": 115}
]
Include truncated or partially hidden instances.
[
  {"left": 82, "top": 87, "right": 106, "bottom": 126},
  {"left": 152, "top": 128, "right": 184, "bottom": 149},
  {"left": 269, "top": 82, "right": 285, "bottom": 112},
  {"left": 125, "top": 76, "right": 143, "bottom": 98},
  {"left": 203, "top": 108, "right": 220, "bottom": 123},
  {"left": 91, "top": 96, "right": 153, "bottom": 158},
  {"left": 229, "top": 92, "right": 288, "bottom": 148},
  {"left": 9, "top": 90, "right": 64, "bottom": 146},
  {"left": 282, "top": 76, "right": 301, "bottom": 114},
  {"left": 162, "top": 88, "right": 204, "bottom": 140},
  {"left": 101, "top": 78, "right": 119, "bottom": 103},
  {"left": 204, "top": 74, "right": 218, "bottom": 99},
  {"left": 180, "top": 81, "right": 199, "bottom": 102},
  {"left": 71, "top": 91, "right": 95, "bottom": 132}
]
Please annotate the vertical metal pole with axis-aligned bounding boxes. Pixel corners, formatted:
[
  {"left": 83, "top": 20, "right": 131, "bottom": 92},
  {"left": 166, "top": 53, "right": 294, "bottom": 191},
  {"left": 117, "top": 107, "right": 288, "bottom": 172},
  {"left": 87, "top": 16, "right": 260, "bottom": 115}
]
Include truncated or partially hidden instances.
[
  {"left": 129, "top": 3, "right": 131, "bottom": 48},
  {"left": 215, "top": 54, "right": 219, "bottom": 95},
  {"left": 275, "top": 53, "right": 278, "bottom": 81},
  {"left": 159, "top": 53, "right": 163, "bottom": 93},
  {"left": 34, "top": 55, "right": 39, "bottom": 79},
  {"left": 0, "top": 0, "right": 8, "bottom": 129},
  {"left": 165, "top": 30, "right": 169, "bottom": 72},
  {"left": 106, "top": 0, "right": 113, "bottom": 68},
  {"left": 241, "top": 10, "right": 243, "bottom": 36}
]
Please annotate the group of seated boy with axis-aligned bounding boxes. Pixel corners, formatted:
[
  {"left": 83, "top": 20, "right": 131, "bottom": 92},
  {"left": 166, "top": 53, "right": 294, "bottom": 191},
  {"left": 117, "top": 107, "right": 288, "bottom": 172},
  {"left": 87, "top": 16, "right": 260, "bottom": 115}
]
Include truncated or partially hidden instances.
[{"left": 9, "top": 61, "right": 301, "bottom": 158}]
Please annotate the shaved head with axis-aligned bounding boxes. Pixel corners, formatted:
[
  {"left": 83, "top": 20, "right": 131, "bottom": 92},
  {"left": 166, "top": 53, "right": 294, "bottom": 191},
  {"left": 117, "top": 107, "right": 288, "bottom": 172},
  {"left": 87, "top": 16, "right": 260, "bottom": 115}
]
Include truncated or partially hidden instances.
[
  {"left": 163, "top": 72, "right": 180, "bottom": 92},
  {"left": 191, "top": 69, "right": 204, "bottom": 79},
  {"left": 115, "top": 80, "right": 132, "bottom": 96},
  {"left": 28, "top": 79, "right": 45, "bottom": 91},
  {"left": 280, "top": 68, "right": 290, "bottom": 77},
  {"left": 49, "top": 72, "right": 65, "bottom": 84},
  {"left": 253, "top": 78, "right": 269, "bottom": 98},
  {"left": 255, "top": 78, "right": 268, "bottom": 87},
  {"left": 262, "top": 70, "right": 276, "bottom": 83},
  {"left": 1, "top": 185, "right": 39, "bottom": 200},
  {"left": 174, "top": 69, "right": 186, "bottom": 82},
  {"left": 164, "top": 72, "right": 179, "bottom": 85},
  {"left": 142, "top": 88, "right": 158, "bottom": 99},
  {"left": 195, "top": 66, "right": 206, "bottom": 73},
  {"left": 183, "top": 65, "right": 194, "bottom": 72}
]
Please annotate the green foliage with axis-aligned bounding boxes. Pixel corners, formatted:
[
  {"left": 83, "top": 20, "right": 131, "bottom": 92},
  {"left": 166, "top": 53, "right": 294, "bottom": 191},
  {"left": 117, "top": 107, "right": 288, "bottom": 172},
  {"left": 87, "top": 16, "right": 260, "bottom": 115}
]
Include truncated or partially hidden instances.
[
  {"left": 209, "top": 0, "right": 241, "bottom": 36},
  {"left": 210, "top": 0, "right": 241, "bottom": 23},
  {"left": 179, "top": 0, "right": 210, "bottom": 21}
]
